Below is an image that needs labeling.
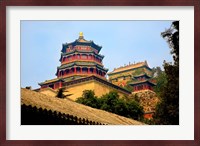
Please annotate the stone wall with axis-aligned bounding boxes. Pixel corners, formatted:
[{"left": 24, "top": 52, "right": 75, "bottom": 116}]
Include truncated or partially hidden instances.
[
  {"left": 65, "top": 80, "right": 128, "bottom": 101},
  {"left": 63, "top": 81, "right": 95, "bottom": 101},
  {"left": 38, "top": 78, "right": 130, "bottom": 101}
]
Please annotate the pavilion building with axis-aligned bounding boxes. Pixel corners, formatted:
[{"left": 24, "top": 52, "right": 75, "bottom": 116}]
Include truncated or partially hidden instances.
[
  {"left": 38, "top": 33, "right": 130, "bottom": 100},
  {"left": 107, "top": 61, "right": 156, "bottom": 92},
  {"left": 56, "top": 32, "right": 108, "bottom": 81},
  {"left": 108, "top": 62, "right": 158, "bottom": 119}
]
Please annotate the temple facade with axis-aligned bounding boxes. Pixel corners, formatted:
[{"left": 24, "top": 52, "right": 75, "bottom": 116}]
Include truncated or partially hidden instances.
[
  {"left": 107, "top": 61, "right": 156, "bottom": 92},
  {"left": 38, "top": 33, "right": 130, "bottom": 100}
]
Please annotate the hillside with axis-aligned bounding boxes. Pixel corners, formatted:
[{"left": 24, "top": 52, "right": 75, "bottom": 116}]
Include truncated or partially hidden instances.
[
  {"left": 133, "top": 90, "right": 159, "bottom": 113},
  {"left": 21, "top": 88, "right": 144, "bottom": 125}
]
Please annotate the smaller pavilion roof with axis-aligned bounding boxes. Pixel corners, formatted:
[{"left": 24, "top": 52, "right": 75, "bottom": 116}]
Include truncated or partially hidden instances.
[
  {"left": 133, "top": 73, "right": 152, "bottom": 79},
  {"left": 129, "top": 79, "right": 156, "bottom": 86},
  {"left": 108, "top": 61, "right": 151, "bottom": 75}
]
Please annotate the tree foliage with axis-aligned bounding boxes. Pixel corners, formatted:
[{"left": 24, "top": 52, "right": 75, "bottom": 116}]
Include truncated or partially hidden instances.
[
  {"left": 152, "top": 66, "right": 167, "bottom": 96},
  {"left": 56, "top": 87, "right": 72, "bottom": 99},
  {"left": 76, "top": 90, "right": 99, "bottom": 108},
  {"left": 76, "top": 90, "right": 144, "bottom": 121},
  {"left": 153, "top": 21, "right": 179, "bottom": 125}
]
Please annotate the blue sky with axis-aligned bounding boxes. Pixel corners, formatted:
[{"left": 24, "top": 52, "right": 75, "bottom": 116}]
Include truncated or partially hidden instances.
[{"left": 21, "top": 21, "right": 173, "bottom": 89}]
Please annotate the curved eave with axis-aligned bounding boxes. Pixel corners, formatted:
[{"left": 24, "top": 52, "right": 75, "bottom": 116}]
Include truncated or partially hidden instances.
[
  {"left": 133, "top": 73, "right": 152, "bottom": 79},
  {"left": 57, "top": 62, "right": 108, "bottom": 72},
  {"left": 96, "top": 65, "right": 109, "bottom": 72},
  {"left": 129, "top": 80, "right": 156, "bottom": 86},
  {"left": 38, "top": 78, "right": 64, "bottom": 86},
  {"left": 61, "top": 50, "right": 104, "bottom": 58}
]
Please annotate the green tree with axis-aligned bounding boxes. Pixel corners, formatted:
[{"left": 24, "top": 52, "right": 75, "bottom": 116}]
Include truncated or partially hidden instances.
[
  {"left": 152, "top": 66, "right": 162, "bottom": 77},
  {"left": 76, "top": 90, "right": 99, "bottom": 108},
  {"left": 100, "top": 91, "right": 143, "bottom": 120},
  {"left": 100, "top": 91, "right": 119, "bottom": 112},
  {"left": 76, "top": 90, "right": 144, "bottom": 121},
  {"left": 56, "top": 87, "right": 72, "bottom": 99},
  {"left": 154, "top": 21, "right": 179, "bottom": 125},
  {"left": 152, "top": 67, "right": 167, "bottom": 96},
  {"left": 126, "top": 99, "right": 144, "bottom": 120}
]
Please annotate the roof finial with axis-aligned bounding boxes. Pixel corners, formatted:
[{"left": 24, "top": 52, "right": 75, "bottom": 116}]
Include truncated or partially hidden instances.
[{"left": 79, "top": 32, "right": 83, "bottom": 38}]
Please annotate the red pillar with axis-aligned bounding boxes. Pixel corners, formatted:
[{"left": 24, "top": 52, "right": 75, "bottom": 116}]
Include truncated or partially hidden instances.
[
  {"left": 59, "top": 81, "right": 62, "bottom": 88},
  {"left": 94, "top": 68, "right": 96, "bottom": 74},
  {"left": 74, "top": 67, "right": 76, "bottom": 73}
]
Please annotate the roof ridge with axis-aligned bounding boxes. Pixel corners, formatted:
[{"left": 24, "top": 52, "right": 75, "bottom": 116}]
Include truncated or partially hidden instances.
[{"left": 108, "top": 61, "right": 148, "bottom": 74}]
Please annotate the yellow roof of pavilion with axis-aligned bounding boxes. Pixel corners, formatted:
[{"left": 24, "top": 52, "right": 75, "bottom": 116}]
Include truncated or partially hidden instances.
[{"left": 108, "top": 61, "right": 149, "bottom": 75}]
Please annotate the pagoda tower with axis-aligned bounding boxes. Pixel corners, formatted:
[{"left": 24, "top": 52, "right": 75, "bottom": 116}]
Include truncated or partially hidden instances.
[
  {"left": 39, "top": 32, "right": 109, "bottom": 90},
  {"left": 56, "top": 32, "right": 108, "bottom": 81}
]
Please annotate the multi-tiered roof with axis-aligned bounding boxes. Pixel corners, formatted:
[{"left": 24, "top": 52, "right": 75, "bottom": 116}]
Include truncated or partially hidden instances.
[
  {"left": 107, "top": 61, "right": 156, "bottom": 92},
  {"left": 129, "top": 73, "right": 156, "bottom": 92},
  {"left": 56, "top": 32, "right": 108, "bottom": 82},
  {"left": 39, "top": 33, "right": 109, "bottom": 89}
]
